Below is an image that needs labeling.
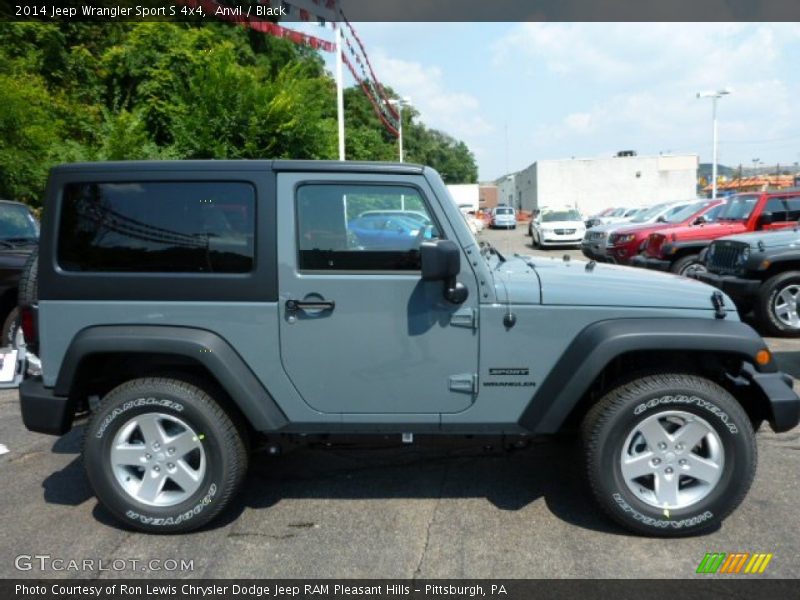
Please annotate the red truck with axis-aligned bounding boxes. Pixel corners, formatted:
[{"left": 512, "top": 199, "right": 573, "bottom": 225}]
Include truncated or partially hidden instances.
[
  {"left": 632, "top": 190, "right": 800, "bottom": 275},
  {"left": 603, "top": 199, "right": 721, "bottom": 265}
]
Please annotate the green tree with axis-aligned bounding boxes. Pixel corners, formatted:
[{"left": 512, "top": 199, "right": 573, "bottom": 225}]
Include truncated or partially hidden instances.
[
  {"left": 0, "top": 20, "right": 479, "bottom": 205},
  {"left": 0, "top": 72, "right": 62, "bottom": 205}
]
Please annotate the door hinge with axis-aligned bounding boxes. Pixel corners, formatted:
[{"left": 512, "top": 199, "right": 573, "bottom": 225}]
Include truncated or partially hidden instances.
[
  {"left": 449, "top": 373, "right": 478, "bottom": 394},
  {"left": 450, "top": 307, "right": 478, "bottom": 330}
]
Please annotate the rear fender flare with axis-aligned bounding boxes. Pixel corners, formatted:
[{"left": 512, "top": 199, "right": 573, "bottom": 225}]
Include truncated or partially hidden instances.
[{"left": 55, "top": 325, "right": 288, "bottom": 432}]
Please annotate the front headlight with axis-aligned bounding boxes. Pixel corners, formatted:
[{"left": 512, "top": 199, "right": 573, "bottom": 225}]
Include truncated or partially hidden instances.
[
  {"left": 541, "top": 228, "right": 553, "bottom": 234},
  {"left": 616, "top": 234, "right": 636, "bottom": 244}
]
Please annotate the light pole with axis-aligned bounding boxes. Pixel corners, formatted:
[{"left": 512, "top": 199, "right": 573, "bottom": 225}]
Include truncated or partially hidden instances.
[
  {"left": 388, "top": 97, "right": 411, "bottom": 162},
  {"left": 697, "top": 89, "right": 731, "bottom": 199}
]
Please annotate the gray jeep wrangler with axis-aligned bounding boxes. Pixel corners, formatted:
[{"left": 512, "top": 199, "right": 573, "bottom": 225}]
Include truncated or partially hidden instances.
[
  {"left": 18, "top": 160, "right": 800, "bottom": 536},
  {"left": 694, "top": 227, "right": 800, "bottom": 337}
]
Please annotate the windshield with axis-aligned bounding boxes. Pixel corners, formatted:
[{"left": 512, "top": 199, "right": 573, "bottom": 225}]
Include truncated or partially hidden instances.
[
  {"left": 0, "top": 204, "right": 39, "bottom": 240},
  {"left": 630, "top": 204, "right": 668, "bottom": 223},
  {"left": 717, "top": 196, "right": 758, "bottom": 221},
  {"left": 665, "top": 201, "right": 711, "bottom": 223},
  {"left": 542, "top": 209, "right": 581, "bottom": 222}
]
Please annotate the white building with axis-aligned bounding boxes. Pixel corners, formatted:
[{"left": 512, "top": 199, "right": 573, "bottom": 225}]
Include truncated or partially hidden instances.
[
  {"left": 496, "top": 174, "right": 518, "bottom": 207},
  {"left": 446, "top": 184, "right": 480, "bottom": 211},
  {"left": 496, "top": 153, "right": 698, "bottom": 216}
]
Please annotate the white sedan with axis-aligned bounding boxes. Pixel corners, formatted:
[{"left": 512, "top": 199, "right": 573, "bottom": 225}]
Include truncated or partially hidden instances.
[{"left": 530, "top": 208, "right": 586, "bottom": 248}]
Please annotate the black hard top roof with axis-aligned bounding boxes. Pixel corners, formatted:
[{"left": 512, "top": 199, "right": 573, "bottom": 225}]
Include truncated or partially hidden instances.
[{"left": 51, "top": 160, "right": 426, "bottom": 175}]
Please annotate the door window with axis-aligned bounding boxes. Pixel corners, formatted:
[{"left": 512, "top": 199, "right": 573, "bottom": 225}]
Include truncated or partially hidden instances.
[
  {"left": 296, "top": 184, "right": 440, "bottom": 271},
  {"left": 765, "top": 197, "right": 789, "bottom": 222},
  {"left": 784, "top": 197, "right": 800, "bottom": 221}
]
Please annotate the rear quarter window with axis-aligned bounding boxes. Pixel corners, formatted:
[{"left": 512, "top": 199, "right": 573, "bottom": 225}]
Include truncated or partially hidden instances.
[{"left": 57, "top": 181, "right": 255, "bottom": 273}]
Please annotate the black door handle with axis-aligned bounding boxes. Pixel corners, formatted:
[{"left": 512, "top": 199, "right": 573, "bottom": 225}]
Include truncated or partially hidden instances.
[{"left": 286, "top": 299, "right": 336, "bottom": 313}]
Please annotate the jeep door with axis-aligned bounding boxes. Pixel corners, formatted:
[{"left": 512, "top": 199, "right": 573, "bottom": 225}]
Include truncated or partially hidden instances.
[{"left": 276, "top": 172, "right": 479, "bottom": 415}]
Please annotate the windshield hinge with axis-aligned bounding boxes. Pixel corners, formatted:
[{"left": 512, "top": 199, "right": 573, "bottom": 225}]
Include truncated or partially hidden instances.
[{"left": 450, "top": 307, "right": 478, "bottom": 330}]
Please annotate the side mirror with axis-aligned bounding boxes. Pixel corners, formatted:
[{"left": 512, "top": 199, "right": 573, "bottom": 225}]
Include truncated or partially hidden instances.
[
  {"left": 421, "top": 240, "right": 468, "bottom": 304},
  {"left": 759, "top": 212, "right": 773, "bottom": 227},
  {"left": 693, "top": 215, "right": 707, "bottom": 225},
  {"left": 656, "top": 215, "right": 667, "bottom": 223}
]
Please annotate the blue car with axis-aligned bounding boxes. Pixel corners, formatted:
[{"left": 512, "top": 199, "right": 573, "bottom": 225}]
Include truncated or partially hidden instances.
[{"left": 348, "top": 215, "right": 432, "bottom": 250}]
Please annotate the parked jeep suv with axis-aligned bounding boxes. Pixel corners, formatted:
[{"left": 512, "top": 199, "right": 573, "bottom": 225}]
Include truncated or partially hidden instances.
[
  {"left": 0, "top": 199, "right": 39, "bottom": 346},
  {"left": 693, "top": 228, "right": 800, "bottom": 336},
  {"left": 632, "top": 190, "right": 800, "bottom": 275},
  {"left": 19, "top": 161, "right": 799, "bottom": 536}
]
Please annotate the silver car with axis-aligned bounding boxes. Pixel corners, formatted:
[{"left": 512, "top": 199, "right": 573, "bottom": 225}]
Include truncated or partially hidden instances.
[{"left": 490, "top": 206, "right": 516, "bottom": 229}]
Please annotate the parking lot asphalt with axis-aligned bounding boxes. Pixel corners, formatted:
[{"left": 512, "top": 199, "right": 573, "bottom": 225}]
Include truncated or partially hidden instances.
[{"left": 1, "top": 226, "right": 798, "bottom": 580}]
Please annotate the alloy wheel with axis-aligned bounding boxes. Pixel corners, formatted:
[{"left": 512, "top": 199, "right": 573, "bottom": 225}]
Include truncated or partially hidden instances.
[
  {"left": 772, "top": 284, "right": 800, "bottom": 329},
  {"left": 620, "top": 410, "right": 724, "bottom": 510},
  {"left": 110, "top": 412, "right": 207, "bottom": 507}
]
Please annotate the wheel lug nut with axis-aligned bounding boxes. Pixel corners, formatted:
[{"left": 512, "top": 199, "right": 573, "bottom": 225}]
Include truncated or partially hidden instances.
[
  {"left": 652, "top": 458, "right": 661, "bottom": 465},
  {"left": 679, "top": 459, "right": 687, "bottom": 465},
  {"left": 153, "top": 442, "right": 160, "bottom": 450},
  {"left": 168, "top": 448, "right": 175, "bottom": 455},
  {"left": 665, "top": 467, "right": 673, "bottom": 474},
  {"left": 658, "top": 442, "right": 667, "bottom": 450},
  {"left": 167, "top": 463, "right": 175, "bottom": 469},
  {"left": 145, "top": 453, "right": 151, "bottom": 460},
  {"left": 153, "top": 466, "right": 160, "bottom": 472},
  {"left": 675, "top": 443, "right": 684, "bottom": 451}
]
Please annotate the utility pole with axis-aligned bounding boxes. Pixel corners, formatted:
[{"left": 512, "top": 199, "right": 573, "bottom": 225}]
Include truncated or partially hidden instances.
[
  {"left": 335, "top": 24, "right": 345, "bottom": 161},
  {"left": 697, "top": 89, "right": 731, "bottom": 199},
  {"left": 387, "top": 97, "right": 412, "bottom": 163}
]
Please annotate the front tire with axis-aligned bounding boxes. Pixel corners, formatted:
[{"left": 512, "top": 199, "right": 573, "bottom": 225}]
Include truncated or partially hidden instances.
[
  {"left": 582, "top": 373, "right": 756, "bottom": 537},
  {"left": 670, "top": 254, "right": 702, "bottom": 276},
  {"left": 83, "top": 378, "right": 248, "bottom": 533},
  {"left": 756, "top": 271, "right": 800, "bottom": 337}
]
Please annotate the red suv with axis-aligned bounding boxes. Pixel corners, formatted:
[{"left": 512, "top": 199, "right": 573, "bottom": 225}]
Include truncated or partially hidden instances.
[
  {"left": 632, "top": 190, "right": 800, "bottom": 275},
  {"left": 603, "top": 199, "right": 721, "bottom": 265}
]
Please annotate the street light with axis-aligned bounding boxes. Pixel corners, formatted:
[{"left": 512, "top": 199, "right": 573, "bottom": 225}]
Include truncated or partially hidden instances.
[
  {"left": 696, "top": 88, "right": 732, "bottom": 199},
  {"left": 387, "top": 97, "right": 412, "bottom": 162}
]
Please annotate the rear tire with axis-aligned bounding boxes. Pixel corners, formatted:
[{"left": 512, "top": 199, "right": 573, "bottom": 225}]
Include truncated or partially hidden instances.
[
  {"left": 582, "top": 373, "right": 756, "bottom": 537},
  {"left": 18, "top": 249, "right": 38, "bottom": 306},
  {"left": 83, "top": 377, "right": 248, "bottom": 533},
  {"left": 755, "top": 271, "right": 800, "bottom": 337}
]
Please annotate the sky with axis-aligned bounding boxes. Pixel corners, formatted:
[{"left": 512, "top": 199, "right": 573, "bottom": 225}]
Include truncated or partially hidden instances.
[{"left": 311, "top": 23, "right": 800, "bottom": 182}]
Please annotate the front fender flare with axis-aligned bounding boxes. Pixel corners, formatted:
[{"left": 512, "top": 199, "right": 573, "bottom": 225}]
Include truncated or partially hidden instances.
[{"left": 518, "top": 318, "right": 772, "bottom": 433}]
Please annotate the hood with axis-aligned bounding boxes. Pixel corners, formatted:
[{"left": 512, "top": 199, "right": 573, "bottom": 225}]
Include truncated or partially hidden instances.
[
  {"left": 715, "top": 228, "right": 800, "bottom": 250},
  {"left": 492, "top": 255, "right": 734, "bottom": 311},
  {"left": 539, "top": 220, "right": 585, "bottom": 229},
  {"left": 648, "top": 220, "right": 746, "bottom": 241},
  {"left": 611, "top": 221, "right": 673, "bottom": 235},
  {"left": 587, "top": 222, "right": 624, "bottom": 234},
  {"left": 600, "top": 217, "right": 635, "bottom": 226}
]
